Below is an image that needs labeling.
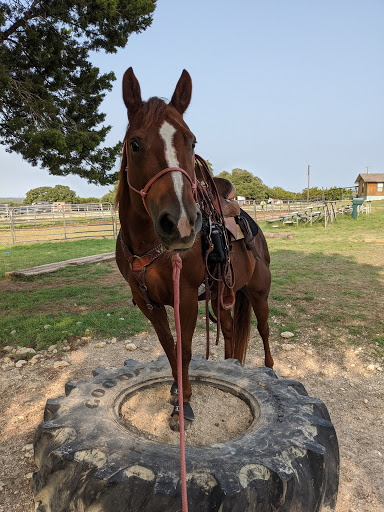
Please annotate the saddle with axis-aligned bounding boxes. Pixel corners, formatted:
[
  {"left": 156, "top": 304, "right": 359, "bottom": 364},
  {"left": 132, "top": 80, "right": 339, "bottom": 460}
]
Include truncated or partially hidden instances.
[
  {"left": 213, "top": 177, "right": 260, "bottom": 260},
  {"left": 195, "top": 156, "right": 260, "bottom": 311}
]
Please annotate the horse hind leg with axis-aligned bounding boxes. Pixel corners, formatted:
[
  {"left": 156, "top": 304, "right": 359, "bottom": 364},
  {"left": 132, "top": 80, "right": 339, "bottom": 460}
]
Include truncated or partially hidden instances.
[
  {"left": 210, "top": 300, "right": 234, "bottom": 359},
  {"left": 249, "top": 293, "right": 274, "bottom": 369},
  {"left": 232, "top": 290, "right": 252, "bottom": 365}
]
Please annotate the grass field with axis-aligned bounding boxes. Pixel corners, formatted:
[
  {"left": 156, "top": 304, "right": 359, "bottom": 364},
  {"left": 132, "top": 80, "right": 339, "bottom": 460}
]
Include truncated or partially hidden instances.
[{"left": 1, "top": 202, "right": 383, "bottom": 358}]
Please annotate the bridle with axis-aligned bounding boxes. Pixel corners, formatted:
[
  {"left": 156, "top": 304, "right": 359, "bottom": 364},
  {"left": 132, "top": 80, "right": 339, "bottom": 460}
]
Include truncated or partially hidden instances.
[{"left": 124, "top": 140, "right": 197, "bottom": 216}]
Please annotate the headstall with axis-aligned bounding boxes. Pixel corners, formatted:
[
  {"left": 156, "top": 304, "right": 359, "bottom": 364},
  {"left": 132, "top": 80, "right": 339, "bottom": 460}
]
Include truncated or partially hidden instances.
[{"left": 124, "top": 140, "right": 197, "bottom": 215}]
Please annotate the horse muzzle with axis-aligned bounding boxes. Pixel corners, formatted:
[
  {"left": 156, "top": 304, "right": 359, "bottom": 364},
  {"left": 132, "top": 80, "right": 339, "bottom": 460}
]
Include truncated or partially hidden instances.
[{"left": 155, "top": 209, "right": 202, "bottom": 252}]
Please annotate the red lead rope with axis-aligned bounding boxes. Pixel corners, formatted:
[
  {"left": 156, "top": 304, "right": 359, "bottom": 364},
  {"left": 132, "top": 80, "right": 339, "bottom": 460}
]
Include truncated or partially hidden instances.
[{"left": 172, "top": 253, "right": 188, "bottom": 512}]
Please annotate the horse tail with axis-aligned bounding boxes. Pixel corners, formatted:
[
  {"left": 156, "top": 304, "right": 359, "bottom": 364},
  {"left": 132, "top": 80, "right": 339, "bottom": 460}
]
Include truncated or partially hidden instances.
[{"left": 232, "top": 290, "right": 252, "bottom": 365}]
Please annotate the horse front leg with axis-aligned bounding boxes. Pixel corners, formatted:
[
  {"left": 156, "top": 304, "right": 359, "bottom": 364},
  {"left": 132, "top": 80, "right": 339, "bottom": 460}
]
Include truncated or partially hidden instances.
[
  {"left": 169, "top": 288, "right": 198, "bottom": 431},
  {"left": 131, "top": 290, "right": 178, "bottom": 383}
]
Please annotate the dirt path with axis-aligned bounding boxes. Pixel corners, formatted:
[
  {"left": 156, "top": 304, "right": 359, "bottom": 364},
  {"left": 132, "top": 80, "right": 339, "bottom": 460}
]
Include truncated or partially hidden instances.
[{"left": 1, "top": 328, "right": 383, "bottom": 511}]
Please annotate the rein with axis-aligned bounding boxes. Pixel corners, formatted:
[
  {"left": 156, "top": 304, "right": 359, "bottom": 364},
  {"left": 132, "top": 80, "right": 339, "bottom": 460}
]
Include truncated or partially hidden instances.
[
  {"left": 121, "top": 148, "right": 234, "bottom": 512},
  {"left": 172, "top": 253, "right": 188, "bottom": 512}
]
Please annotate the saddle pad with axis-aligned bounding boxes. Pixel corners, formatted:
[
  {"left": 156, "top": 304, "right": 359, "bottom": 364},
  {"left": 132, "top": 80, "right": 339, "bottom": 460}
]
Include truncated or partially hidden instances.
[
  {"left": 239, "top": 208, "right": 259, "bottom": 236},
  {"left": 226, "top": 209, "right": 259, "bottom": 241}
]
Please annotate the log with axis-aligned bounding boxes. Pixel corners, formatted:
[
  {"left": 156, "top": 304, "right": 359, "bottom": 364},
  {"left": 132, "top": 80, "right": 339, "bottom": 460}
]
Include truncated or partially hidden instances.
[
  {"left": 264, "top": 232, "right": 294, "bottom": 239},
  {"left": 5, "top": 252, "right": 115, "bottom": 277}
]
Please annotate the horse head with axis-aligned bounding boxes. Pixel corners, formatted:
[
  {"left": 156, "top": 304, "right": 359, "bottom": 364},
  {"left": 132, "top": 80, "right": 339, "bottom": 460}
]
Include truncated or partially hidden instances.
[{"left": 120, "top": 67, "right": 202, "bottom": 252}]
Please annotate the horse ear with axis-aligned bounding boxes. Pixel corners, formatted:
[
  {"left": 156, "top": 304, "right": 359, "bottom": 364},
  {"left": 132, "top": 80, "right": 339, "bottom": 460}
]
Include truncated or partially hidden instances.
[
  {"left": 170, "top": 69, "right": 192, "bottom": 115},
  {"left": 122, "top": 67, "right": 142, "bottom": 119}
]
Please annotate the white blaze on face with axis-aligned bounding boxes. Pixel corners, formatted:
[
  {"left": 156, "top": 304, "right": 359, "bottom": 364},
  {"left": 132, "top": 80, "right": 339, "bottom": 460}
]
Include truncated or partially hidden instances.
[{"left": 159, "top": 120, "right": 192, "bottom": 238}]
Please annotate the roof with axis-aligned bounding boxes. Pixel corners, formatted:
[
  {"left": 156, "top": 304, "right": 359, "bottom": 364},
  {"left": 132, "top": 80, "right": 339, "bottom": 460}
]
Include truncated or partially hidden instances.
[{"left": 355, "top": 173, "right": 384, "bottom": 183}]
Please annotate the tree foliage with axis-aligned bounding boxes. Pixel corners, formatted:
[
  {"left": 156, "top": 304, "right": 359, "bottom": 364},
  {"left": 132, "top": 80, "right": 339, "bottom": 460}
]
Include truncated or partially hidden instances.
[
  {"left": 101, "top": 182, "right": 119, "bottom": 203},
  {"left": 0, "top": 0, "right": 156, "bottom": 185},
  {"left": 24, "top": 184, "right": 77, "bottom": 203},
  {"left": 216, "top": 168, "right": 268, "bottom": 199}
]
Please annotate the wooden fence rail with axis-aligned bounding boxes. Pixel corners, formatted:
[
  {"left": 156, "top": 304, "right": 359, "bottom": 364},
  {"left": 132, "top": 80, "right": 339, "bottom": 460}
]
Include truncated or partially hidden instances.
[
  {"left": 0, "top": 199, "right": 372, "bottom": 246},
  {"left": 0, "top": 203, "right": 119, "bottom": 245}
]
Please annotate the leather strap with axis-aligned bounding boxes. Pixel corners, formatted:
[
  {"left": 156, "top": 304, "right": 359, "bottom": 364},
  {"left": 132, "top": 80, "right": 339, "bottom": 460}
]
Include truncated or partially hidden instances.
[
  {"left": 124, "top": 141, "right": 197, "bottom": 215},
  {"left": 119, "top": 231, "right": 166, "bottom": 309}
]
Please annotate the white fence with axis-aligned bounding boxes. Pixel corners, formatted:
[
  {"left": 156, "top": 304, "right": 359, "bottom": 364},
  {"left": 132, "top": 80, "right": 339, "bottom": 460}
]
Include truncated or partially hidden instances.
[{"left": 0, "top": 203, "right": 119, "bottom": 245}]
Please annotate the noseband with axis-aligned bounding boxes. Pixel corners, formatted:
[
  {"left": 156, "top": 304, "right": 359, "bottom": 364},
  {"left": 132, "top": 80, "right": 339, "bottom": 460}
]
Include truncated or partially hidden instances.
[{"left": 124, "top": 141, "right": 197, "bottom": 215}]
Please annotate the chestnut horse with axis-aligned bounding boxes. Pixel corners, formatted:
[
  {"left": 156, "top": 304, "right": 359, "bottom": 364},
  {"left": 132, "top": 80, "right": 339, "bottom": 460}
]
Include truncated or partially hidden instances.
[{"left": 116, "top": 68, "right": 273, "bottom": 429}]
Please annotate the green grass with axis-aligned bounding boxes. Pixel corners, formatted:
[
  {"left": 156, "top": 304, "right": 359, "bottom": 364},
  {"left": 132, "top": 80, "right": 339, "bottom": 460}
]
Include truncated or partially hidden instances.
[
  {"left": 0, "top": 238, "right": 116, "bottom": 276},
  {"left": 259, "top": 200, "right": 384, "bottom": 355},
  {"left": 0, "top": 238, "right": 150, "bottom": 350},
  {"left": 0, "top": 261, "right": 149, "bottom": 350},
  {"left": 0, "top": 202, "right": 383, "bottom": 358}
]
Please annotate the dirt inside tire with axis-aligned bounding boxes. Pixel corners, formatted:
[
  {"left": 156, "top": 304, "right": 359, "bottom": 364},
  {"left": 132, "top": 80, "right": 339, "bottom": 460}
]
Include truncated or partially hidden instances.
[{"left": 120, "top": 382, "right": 254, "bottom": 445}]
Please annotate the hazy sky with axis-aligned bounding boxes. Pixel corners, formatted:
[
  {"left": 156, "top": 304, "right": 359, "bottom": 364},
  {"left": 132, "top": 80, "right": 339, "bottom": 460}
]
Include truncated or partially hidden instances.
[{"left": 1, "top": 0, "right": 383, "bottom": 198}]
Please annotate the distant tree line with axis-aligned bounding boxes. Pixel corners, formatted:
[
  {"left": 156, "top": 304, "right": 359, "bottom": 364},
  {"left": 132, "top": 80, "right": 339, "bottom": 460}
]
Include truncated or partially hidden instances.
[
  {"left": 18, "top": 185, "right": 114, "bottom": 205},
  {"left": 215, "top": 169, "right": 351, "bottom": 201},
  {"left": 4, "top": 170, "right": 350, "bottom": 207}
]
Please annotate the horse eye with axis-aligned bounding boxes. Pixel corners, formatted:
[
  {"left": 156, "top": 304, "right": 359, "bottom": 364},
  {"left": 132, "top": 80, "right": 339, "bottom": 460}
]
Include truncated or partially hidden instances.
[
  {"left": 130, "top": 140, "right": 140, "bottom": 152},
  {"left": 192, "top": 140, "right": 197, "bottom": 150}
]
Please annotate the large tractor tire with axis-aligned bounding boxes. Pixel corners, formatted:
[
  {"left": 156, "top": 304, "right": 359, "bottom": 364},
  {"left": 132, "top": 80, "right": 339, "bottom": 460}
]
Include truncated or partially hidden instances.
[{"left": 33, "top": 356, "right": 339, "bottom": 511}]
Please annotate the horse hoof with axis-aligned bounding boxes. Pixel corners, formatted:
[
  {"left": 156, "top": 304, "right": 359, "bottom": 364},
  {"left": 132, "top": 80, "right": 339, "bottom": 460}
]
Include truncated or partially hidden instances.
[
  {"left": 169, "top": 415, "right": 192, "bottom": 432},
  {"left": 170, "top": 401, "right": 195, "bottom": 431}
]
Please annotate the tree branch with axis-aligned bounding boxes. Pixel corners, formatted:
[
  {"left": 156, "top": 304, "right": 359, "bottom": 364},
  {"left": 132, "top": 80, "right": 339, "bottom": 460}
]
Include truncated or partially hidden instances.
[{"left": 0, "top": 0, "right": 42, "bottom": 43}]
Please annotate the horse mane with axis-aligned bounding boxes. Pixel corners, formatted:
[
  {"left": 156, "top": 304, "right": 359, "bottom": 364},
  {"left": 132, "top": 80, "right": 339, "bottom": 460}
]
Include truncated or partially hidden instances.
[{"left": 115, "top": 97, "right": 170, "bottom": 207}]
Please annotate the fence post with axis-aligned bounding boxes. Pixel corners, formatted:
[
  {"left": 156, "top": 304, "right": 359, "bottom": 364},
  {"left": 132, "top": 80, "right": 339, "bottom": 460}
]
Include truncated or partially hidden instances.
[
  {"left": 253, "top": 203, "right": 257, "bottom": 220},
  {"left": 63, "top": 208, "right": 67, "bottom": 239},
  {"left": 111, "top": 207, "right": 116, "bottom": 239},
  {"left": 10, "top": 209, "right": 15, "bottom": 244}
]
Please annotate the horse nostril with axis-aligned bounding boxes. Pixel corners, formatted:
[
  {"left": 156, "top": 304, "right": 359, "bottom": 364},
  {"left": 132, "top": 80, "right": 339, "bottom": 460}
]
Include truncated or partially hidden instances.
[{"left": 158, "top": 213, "right": 176, "bottom": 236}]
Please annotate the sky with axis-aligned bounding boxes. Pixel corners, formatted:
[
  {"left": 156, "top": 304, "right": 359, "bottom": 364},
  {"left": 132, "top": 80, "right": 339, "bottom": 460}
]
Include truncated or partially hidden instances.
[{"left": 1, "top": 0, "right": 383, "bottom": 198}]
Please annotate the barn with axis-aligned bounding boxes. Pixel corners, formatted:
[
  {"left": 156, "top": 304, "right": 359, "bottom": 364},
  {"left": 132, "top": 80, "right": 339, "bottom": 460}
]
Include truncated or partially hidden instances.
[{"left": 355, "top": 173, "right": 384, "bottom": 200}]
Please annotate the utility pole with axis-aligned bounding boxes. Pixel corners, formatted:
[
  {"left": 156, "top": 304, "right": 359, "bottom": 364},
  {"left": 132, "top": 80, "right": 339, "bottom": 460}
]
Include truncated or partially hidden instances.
[
  {"left": 307, "top": 165, "right": 310, "bottom": 202},
  {"left": 366, "top": 166, "right": 369, "bottom": 174}
]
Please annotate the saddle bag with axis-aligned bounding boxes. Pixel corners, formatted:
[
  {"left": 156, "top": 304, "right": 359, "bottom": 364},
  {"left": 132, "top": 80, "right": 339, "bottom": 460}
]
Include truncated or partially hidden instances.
[{"left": 201, "top": 214, "right": 226, "bottom": 265}]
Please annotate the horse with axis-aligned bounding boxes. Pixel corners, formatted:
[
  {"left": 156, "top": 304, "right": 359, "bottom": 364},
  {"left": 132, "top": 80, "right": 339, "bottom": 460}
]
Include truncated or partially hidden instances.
[{"left": 115, "top": 67, "right": 273, "bottom": 430}]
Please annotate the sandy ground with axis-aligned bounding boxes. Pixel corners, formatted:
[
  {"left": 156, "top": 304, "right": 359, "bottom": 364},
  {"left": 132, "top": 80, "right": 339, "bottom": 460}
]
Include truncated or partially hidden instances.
[{"left": 0, "top": 328, "right": 383, "bottom": 512}]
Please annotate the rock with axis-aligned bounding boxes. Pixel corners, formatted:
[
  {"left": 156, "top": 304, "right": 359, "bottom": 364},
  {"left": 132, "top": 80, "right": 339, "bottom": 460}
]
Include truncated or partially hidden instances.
[
  {"left": 22, "top": 443, "right": 34, "bottom": 452},
  {"left": 15, "top": 360, "right": 27, "bottom": 368},
  {"left": 48, "top": 345, "right": 57, "bottom": 352},
  {"left": 76, "top": 321, "right": 82, "bottom": 325},
  {"left": 363, "top": 399, "right": 368, "bottom": 404},
  {"left": 16, "top": 347, "right": 36, "bottom": 356},
  {"left": 53, "top": 360, "right": 70, "bottom": 369},
  {"left": 119, "top": 317, "right": 125, "bottom": 321},
  {"left": 30, "top": 355, "right": 43, "bottom": 364},
  {"left": 62, "top": 346, "right": 71, "bottom": 352},
  {"left": 125, "top": 343, "right": 137, "bottom": 351},
  {"left": 110, "top": 338, "right": 117, "bottom": 344},
  {"left": 106, "top": 313, "right": 111, "bottom": 317},
  {"left": 95, "top": 342, "right": 106, "bottom": 349},
  {"left": 10, "top": 330, "right": 16, "bottom": 335},
  {"left": 2, "top": 357, "right": 11, "bottom": 364},
  {"left": 4, "top": 346, "right": 14, "bottom": 352},
  {"left": 367, "top": 364, "right": 375, "bottom": 371},
  {"left": 280, "top": 331, "right": 295, "bottom": 339},
  {"left": 281, "top": 343, "right": 295, "bottom": 351},
  {"left": 26, "top": 473, "right": 34, "bottom": 479},
  {"left": 44, "top": 324, "right": 51, "bottom": 329}
]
